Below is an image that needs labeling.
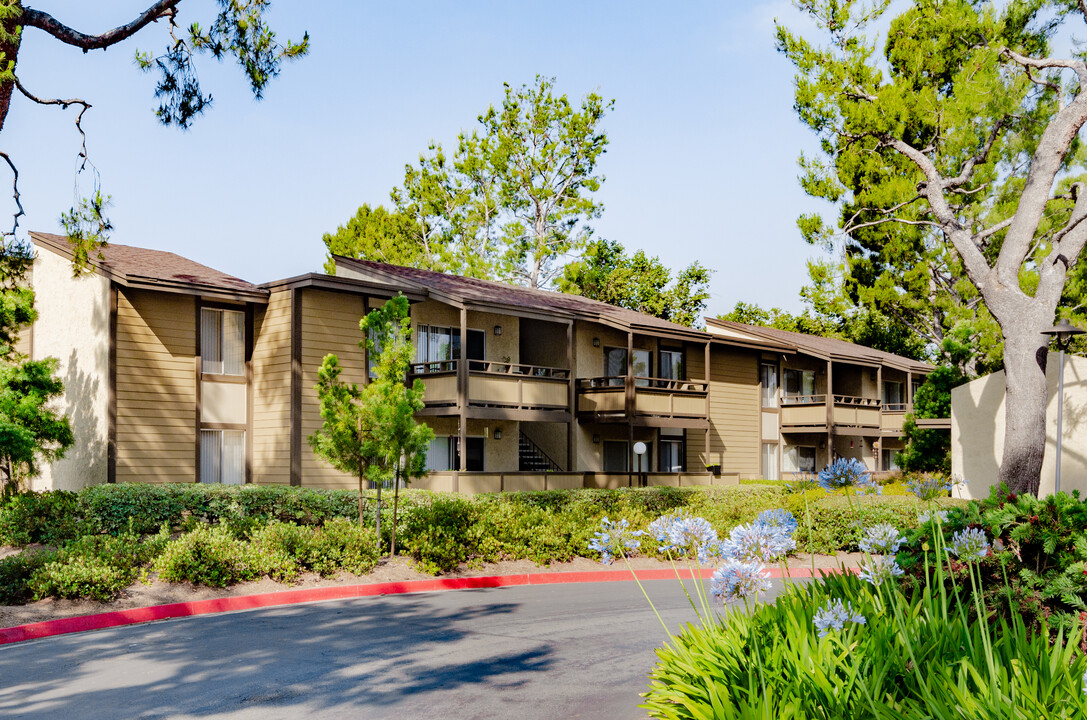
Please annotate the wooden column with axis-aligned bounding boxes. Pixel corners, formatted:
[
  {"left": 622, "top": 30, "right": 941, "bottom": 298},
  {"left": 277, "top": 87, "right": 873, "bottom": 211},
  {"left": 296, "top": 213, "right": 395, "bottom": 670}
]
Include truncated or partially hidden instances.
[
  {"left": 825, "top": 359, "right": 834, "bottom": 464},
  {"left": 456, "top": 307, "right": 468, "bottom": 488},
  {"left": 361, "top": 296, "right": 370, "bottom": 386},
  {"left": 907, "top": 370, "right": 914, "bottom": 410},
  {"left": 875, "top": 365, "right": 882, "bottom": 471},
  {"left": 567, "top": 320, "right": 575, "bottom": 472},
  {"left": 626, "top": 330, "right": 635, "bottom": 486},
  {"left": 704, "top": 341, "right": 711, "bottom": 470}
]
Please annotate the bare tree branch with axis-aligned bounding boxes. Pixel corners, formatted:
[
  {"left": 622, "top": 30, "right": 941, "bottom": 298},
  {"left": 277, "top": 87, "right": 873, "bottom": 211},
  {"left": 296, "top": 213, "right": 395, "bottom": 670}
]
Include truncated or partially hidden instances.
[
  {"left": 0, "top": 152, "right": 23, "bottom": 238},
  {"left": 973, "top": 216, "right": 1014, "bottom": 245},
  {"left": 1003, "top": 48, "right": 1087, "bottom": 86},
  {"left": 21, "top": 1, "right": 181, "bottom": 52},
  {"left": 14, "top": 78, "right": 92, "bottom": 171},
  {"left": 946, "top": 120, "right": 1006, "bottom": 187}
]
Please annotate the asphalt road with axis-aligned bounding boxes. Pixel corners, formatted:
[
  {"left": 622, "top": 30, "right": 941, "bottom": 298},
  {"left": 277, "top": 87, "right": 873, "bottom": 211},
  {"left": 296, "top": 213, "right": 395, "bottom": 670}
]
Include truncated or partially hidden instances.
[{"left": 0, "top": 579, "right": 788, "bottom": 720}]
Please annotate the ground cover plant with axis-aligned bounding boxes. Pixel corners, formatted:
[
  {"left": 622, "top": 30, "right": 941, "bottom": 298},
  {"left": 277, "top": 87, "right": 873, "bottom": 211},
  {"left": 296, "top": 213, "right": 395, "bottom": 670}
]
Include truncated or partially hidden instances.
[{"left": 0, "top": 478, "right": 960, "bottom": 604}]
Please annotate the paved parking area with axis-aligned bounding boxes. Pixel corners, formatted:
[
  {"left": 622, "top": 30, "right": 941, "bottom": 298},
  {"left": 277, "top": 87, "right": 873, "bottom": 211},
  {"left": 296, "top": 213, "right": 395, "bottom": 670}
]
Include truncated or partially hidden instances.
[{"left": 0, "top": 579, "right": 788, "bottom": 719}]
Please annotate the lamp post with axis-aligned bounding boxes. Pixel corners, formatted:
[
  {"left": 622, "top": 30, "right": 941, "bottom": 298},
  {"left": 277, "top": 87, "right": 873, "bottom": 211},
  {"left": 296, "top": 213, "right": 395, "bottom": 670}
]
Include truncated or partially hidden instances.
[
  {"left": 633, "top": 441, "right": 647, "bottom": 488},
  {"left": 1041, "top": 319, "right": 1085, "bottom": 494}
]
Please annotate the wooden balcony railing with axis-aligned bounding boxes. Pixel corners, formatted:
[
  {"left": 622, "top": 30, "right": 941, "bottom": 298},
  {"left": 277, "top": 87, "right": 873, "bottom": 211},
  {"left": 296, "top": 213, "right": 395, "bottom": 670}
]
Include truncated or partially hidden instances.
[
  {"left": 781, "top": 394, "right": 883, "bottom": 429},
  {"left": 407, "top": 360, "right": 570, "bottom": 410},
  {"left": 576, "top": 375, "right": 708, "bottom": 420}
]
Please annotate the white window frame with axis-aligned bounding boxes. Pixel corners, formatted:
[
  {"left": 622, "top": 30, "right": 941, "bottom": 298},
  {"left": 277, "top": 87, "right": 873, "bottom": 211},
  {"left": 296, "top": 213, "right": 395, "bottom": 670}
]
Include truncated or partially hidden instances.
[
  {"left": 200, "top": 429, "right": 246, "bottom": 484},
  {"left": 201, "top": 307, "right": 245, "bottom": 376}
]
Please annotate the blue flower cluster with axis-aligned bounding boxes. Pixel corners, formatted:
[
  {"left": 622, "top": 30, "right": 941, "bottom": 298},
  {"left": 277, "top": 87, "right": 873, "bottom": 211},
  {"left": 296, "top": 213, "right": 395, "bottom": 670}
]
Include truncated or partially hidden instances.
[
  {"left": 720, "top": 518, "right": 797, "bottom": 563},
  {"left": 783, "top": 471, "right": 820, "bottom": 494},
  {"left": 906, "top": 473, "right": 958, "bottom": 501},
  {"left": 710, "top": 559, "right": 771, "bottom": 603},
  {"left": 588, "top": 517, "right": 643, "bottom": 565},
  {"left": 918, "top": 509, "right": 949, "bottom": 525},
  {"left": 947, "top": 527, "right": 990, "bottom": 562},
  {"left": 646, "top": 512, "right": 719, "bottom": 557},
  {"left": 858, "top": 524, "right": 906, "bottom": 555},
  {"left": 817, "top": 458, "right": 881, "bottom": 495},
  {"left": 858, "top": 554, "right": 905, "bottom": 586},
  {"left": 754, "top": 509, "right": 799, "bottom": 536},
  {"left": 812, "top": 598, "right": 867, "bottom": 638}
]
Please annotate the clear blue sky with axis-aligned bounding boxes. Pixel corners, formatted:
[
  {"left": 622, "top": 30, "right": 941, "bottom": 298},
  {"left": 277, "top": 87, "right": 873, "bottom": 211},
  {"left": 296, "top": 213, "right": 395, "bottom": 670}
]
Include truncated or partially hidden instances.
[{"left": 7, "top": 1, "right": 829, "bottom": 315}]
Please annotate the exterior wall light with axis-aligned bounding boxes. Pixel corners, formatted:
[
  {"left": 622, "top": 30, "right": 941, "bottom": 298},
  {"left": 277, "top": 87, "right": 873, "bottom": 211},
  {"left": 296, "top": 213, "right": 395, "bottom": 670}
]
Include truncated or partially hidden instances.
[
  {"left": 494, "top": 325, "right": 502, "bottom": 336},
  {"left": 592, "top": 434, "right": 600, "bottom": 443},
  {"left": 494, "top": 428, "right": 502, "bottom": 440},
  {"left": 592, "top": 337, "right": 600, "bottom": 347}
]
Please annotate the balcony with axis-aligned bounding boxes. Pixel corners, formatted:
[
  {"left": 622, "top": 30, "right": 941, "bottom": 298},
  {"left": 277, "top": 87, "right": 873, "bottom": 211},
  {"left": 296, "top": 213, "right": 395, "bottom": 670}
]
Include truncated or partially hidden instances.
[
  {"left": 780, "top": 394, "right": 882, "bottom": 432},
  {"left": 576, "top": 376, "right": 709, "bottom": 427},
  {"left": 881, "top": 404, "right": 909, "bottom": 435},
  {"left": 408, "top": 360, "right": 571, "bottom": 419}
]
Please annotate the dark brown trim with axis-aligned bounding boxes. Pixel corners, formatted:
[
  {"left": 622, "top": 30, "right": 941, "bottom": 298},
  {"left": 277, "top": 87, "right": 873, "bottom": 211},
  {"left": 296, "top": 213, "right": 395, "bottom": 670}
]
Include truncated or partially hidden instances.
[
  {"left": 566, "top": 319, "right": 575, "bottom": 471},
  {"left": 245, "top": 302, "right": 254, "bottom": 484},
  {"left": 107, "top": 285, "right": 118, "bottom": 484},
  {"left": 362, "top": 296, "right": 370, "bottom": 386},
  {"left": 260, "top": 272, "right": 426, "bottom": 302},
  {"left": 194, "top": 297, "right": 202, "bottom": 483},
  {"left": 289, "top": 289, "right": 302, "bottom": 486},
  {"left": 200, "top": 422, "right": 248, "bottom": 431},
  {"left": 457, "top": 306, "right": 468, "bottom": 487},
  {"left": 200, "top": 373, "right": 247, "bottom": 384}
]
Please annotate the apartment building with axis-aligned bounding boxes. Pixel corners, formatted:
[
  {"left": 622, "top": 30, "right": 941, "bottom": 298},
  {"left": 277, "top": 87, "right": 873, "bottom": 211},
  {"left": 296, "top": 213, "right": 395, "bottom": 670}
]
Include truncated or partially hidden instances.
[{"left": 25, "top": 232, "right": 931, "bottom": 492}]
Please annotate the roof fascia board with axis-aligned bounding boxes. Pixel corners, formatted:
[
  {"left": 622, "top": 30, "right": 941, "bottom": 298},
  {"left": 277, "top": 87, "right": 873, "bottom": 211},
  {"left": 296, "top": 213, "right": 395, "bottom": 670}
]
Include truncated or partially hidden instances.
[
  {"left": 461, "top": 301, "right": 574, "bottom": 323},
  {"left": 260, "top": 273, "right": 426, "bottom": 301},
  {"left": 332, "top": 256, "right": 432, "bottom": 293},
  {"left": 125, "top": 277, "right": 268, "bottom": 303}
]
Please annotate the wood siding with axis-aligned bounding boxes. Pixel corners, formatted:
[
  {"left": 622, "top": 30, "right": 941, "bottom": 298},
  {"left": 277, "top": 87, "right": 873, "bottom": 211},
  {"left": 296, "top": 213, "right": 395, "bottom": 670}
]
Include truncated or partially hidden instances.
[
  {"left": 115, "top": 289, "right": 197, "bottom": 483},
  {"left": 251, "top": 291, "right": 292, "bottom": 484},
  {"left": 299, "top": 289, "right": 367, "bottom": 489},
  {"left": 687, "top": 347, "right": 760, "bottom": 478}
]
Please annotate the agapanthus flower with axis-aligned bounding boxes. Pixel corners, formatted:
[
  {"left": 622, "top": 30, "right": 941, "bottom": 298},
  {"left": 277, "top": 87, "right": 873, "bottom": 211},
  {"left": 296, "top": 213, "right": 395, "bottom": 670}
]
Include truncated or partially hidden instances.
[
  {"left": 813, "top": 598, "right": 867, "bottom": 638},
  {"left": 1081, "top": 667, "right": 1087, "bottom": 696},
  {"left": 784, "top": 472, "right": 820, "bottom": 495},
  {"left": 710, "top": 559, "right": 771, "bottom": 603},
  {"left": 857, "top": 554, "right": 905, "bottom": 586},
  {"left": 754, "top": 509, "right": 798, "bottom": 537},
  {"left": 906, "top": 473, "right": 957, "bottom": 501},
  {"left": 646, "top": 513, "right": 718, "bottom": 559},
  {"left": 947, "top": 527, "right": 990, "bottom": 562},
  {"left": 918, "top": 509, "right": 949, "bottom": 525},
  {"left": 589, "top": 516, "right": 643, "bottom": 565},
  {"left": 858, "top": 524, "right": 906, "bottom": 555},
  {"left": 720, "top": 522, "right": 796, "bottom": 563},
  {"left": 818, "top": 458, "right": 879, "bottom": 495}
]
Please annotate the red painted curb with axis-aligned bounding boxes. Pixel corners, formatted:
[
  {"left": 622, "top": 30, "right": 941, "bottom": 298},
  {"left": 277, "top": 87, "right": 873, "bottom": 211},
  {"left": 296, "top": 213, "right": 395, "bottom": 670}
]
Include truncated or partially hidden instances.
[{"left": 0, "top": 565, "right": 843, "bottom": 646}]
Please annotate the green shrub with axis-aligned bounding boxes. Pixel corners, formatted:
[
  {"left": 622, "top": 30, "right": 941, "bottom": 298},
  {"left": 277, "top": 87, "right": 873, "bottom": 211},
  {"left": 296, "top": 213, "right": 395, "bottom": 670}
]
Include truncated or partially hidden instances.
[
  {"left": 80, "top": 484, "right": 187, "bottom": 535},
  {"left": 643, "top": 572, "right": 1087, "bottom": 719},
  {"left": 0, "top": 549, "right": 54, "bottom": 604},
  {"left": 154, "top": 526, "right": 259, "bottom": 587},
  {"left": 28, "top": 555, "right": 132, "bottom": 602},
  {"left": 0, "top": 491, "right": 88, "bottom": 545},
  {"left": 308, "top": 518, "right": 380, "bottom": 576},
  {"left": 401, "top": 496, "right": 483, "bottom": 573}
]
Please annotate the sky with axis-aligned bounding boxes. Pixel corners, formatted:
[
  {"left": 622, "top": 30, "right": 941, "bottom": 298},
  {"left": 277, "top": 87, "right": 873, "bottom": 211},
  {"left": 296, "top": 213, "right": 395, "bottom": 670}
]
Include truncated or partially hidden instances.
[{"left": 6, "top": 1, "right": 831, "bottom": 316}]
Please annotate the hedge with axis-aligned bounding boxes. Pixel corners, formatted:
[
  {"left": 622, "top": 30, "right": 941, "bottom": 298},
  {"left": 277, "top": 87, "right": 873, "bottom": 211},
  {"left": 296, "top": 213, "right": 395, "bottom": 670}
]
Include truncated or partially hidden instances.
[{"left": 0, "top": 483, "right": 964, "bottom": 602}]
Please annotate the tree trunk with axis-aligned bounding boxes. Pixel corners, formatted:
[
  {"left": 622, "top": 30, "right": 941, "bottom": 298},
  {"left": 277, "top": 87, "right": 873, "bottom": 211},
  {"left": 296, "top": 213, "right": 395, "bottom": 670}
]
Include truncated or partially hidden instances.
[
  {"left": 357, "top": 469, "right": 364, "bottom": 525},
  {"left": 996, "top": 329, "right": 1050, "bottom": 496},
  {"left": 391, "top": 465, "right": 400, "bottom": 556},
  {"left": 0, "top": 2, "right": 23, "bottom": 135},
  {"left": 374, "top": 478, "right": 382, "bottom": 544}
]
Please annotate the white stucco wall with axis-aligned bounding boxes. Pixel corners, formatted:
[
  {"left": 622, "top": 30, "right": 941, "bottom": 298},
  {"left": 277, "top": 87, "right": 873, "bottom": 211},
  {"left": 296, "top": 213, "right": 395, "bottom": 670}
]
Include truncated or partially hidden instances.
[
  {"left": 952, "top": 353, "right": 1087, "bottom": 498},
  {"left": 30, "top": 246, "right": 110, "bottom": 491}
]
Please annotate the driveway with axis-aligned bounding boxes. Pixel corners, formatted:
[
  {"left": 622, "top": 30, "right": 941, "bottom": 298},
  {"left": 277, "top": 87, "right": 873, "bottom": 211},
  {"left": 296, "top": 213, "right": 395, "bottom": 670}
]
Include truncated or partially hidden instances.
[{"left": 0, "top": 579, "right": 789, "bottom": 719}]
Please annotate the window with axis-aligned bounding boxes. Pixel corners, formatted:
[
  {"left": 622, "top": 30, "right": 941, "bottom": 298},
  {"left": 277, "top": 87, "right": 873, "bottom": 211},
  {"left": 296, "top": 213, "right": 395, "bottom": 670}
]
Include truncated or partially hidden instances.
[
  {"left": 415, "top": 326, "right": 485, "bottom": 369},
  {"left": 760, "top": 363, "right": 778, "bottom": 408},
  {"left": 659, "top": 439, "right": 684, "bottom": 472},
  {"left": 425, "top": 436, "right": 484, "bottom": 471},
  {"left": 603, "top": 440, "right": 628, "bottom": 472},
  {"left": 784, "top": 446, "right": 817, "bottom": 474},
  {"left": 784, "top": 369, "right": 815, "bottom": 400},
  {"left": 882, "top": 449, "right": 900, "bottom": 472},
  {"left": 660, "top": 350, "right": 684, "bottom": 382},
  {"left": 200, "top": 429, "right": 245, "bottom": 484},
  {"left": 603, "top": 347, "right": 652, "bottom": 386},
  {"left": 883, "top": 381, "right": 905, "bottom": 410},
  {"left": 201, "top": 308, "right": 245, "bottom": 375},
  {"left": 762, "top": 443, "right": 779, "bottom": 480}
]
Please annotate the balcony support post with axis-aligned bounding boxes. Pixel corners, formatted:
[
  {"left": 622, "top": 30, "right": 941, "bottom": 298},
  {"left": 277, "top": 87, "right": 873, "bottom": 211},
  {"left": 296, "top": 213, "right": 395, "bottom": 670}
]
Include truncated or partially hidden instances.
[
  {"left": 457, "top": 306, "right": 468, "bottom": 486},
  {"left": 627, "top": 331, "right": 635, "bottom": 486},
  {"left": 567, "top": 320, "right": 575, "bottom": 471},
  {"left": 361, "top": 297, "right": 370, "bottom": 387},
  {"left": 704, "top": 341, "right": 711, "bottom": 471},
  {"left": 826, "top": 359, "right": 834, "bottom": 464},
  {"left": 907, "top": 370, "right": 914, "bottom": 412},
  {"left": 875, "top": 364, "right": 882, "bottom": 471}
]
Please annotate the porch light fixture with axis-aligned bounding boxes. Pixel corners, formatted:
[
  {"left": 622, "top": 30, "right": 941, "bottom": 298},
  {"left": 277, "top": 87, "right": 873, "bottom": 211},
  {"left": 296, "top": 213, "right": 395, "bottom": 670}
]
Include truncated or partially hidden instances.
[
  {"left": 493, "top": 428, "right": 502, "bottom": 440},
  {"left": 494, "top": 325, "right": 502, "bottom": 336},
  {"left": 593, "top": 337, "right": 600, "bottom": 347},
  {"left": 1041, "top": 319, "right": 1085, "bottom": 493},
  {"left": 593, "top": 434, "right": 600, "bottom": 443}
]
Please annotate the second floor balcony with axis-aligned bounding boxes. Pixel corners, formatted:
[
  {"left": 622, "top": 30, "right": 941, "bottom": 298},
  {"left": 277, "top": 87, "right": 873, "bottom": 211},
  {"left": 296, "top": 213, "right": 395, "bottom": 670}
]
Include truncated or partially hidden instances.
[
  {"left": 576, "top": 375, "right": 709, "bottom": 426},
  {"left": 408, "top": 360, "right": 571, "bottom": 418},
  {"left": 780, "top": 394, "right": 882, "bottom": 431}
]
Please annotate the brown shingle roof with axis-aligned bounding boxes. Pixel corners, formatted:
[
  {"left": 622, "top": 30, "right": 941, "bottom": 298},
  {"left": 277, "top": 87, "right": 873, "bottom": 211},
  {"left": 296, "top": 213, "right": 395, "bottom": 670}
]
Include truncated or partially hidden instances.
[
  {"left": 707, "top": 318, "right": 932, "bottom": 372},
  {"left": 31, "top": 232, "right": 266, "bottom": 299},
  {"left": 334, "top": 256, "right": 715, "bottom": 339}
]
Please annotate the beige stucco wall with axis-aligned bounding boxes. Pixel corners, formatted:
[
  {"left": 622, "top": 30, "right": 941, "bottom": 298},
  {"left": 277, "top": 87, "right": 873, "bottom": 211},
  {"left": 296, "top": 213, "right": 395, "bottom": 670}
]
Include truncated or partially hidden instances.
[
  {"left": 952, "top": 353, "right": 1087, "bottom": 498},
  {"left": 411, "top": 300, "right": 519, "bottom": 364},
  {"left": 29, "top": 245, "right": 110, "bottom": 491},
  {"left": 420, "top": 417, "right": 518, "bottom": 472}
]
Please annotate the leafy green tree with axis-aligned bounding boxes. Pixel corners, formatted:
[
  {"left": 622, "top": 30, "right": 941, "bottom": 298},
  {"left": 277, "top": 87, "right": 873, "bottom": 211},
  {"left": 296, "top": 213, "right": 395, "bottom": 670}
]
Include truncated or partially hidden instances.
[
  {"left": 897, "top": 366, "right": 968, "bottom": 474},
  {"left": 559, "top": 239, "right": 712, "bottom": 327},
  {"left": 325, "top": 75, "right": 612, "bottom": 288},
  {"left": 778, "top": 0, "right": 1087, "bottom": 494},
  {"left": 0, "top": 1, "right": 308, "bottom": 264},
  {"left": 360, "top": 295, "right": 433, "bottom": 556},
  {"left": 0, "top": 355, "right": 72, "bottom": 492}
]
